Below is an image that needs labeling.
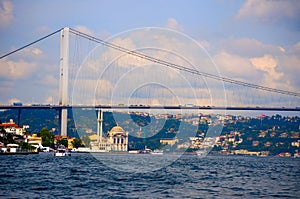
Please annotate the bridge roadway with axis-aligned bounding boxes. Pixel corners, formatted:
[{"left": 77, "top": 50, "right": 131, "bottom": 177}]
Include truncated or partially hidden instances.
[{"left": 0, "top": 105, "right": 299, "bottom": 112}]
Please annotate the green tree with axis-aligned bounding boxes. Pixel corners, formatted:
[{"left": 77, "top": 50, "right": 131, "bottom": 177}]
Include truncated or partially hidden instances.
[
  {"left": 71, "top": 138, "right": 83, "bottom": 148},
  {"left": 81, "top": 135, "right": 90, "bottom": 147},
  {"left": 18, "top": 141, "right": 35, "bottom": 151},
  {"left": 57, "top": 139, "right": 68, "bottom": 148},
  {"left": 40, "top": 128, "right": 55, "bottom": 147},
  {"left": 0, "top": 127, "right": 15, "bottom": 145}
]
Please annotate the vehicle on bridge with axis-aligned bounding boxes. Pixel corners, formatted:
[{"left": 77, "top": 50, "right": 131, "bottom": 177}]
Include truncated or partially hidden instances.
[{"left": 13, "top": 102, "right": 22, "bottom": 106}]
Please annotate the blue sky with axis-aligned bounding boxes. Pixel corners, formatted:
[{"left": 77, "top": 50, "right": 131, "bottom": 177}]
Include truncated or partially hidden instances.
[
  {"left": 1, "top": 1, "right": 298, "bottom": 47},
  {"left": 0, "top": 0, "right": 299, "bottom": 107}
]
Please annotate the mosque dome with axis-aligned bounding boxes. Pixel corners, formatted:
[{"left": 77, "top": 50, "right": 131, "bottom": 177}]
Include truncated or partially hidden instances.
[{"left": 110, "top": 125, "right": 125, "bottom": 134}]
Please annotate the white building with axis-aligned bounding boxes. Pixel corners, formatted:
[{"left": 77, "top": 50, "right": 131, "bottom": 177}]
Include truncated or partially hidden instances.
[
  {"left": 0, "top": 119, "right": 29, "bottom": 136},
  {"left": 94, "top": 125, "right": 128, "bottom": 152}
]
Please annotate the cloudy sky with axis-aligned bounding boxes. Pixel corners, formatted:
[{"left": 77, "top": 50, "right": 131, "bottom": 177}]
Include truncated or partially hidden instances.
[{"left": 0, "top": 0, "right": 299, "bottom": 107}]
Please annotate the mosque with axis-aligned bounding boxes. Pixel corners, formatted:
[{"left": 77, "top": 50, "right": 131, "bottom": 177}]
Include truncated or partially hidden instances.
[
  {"left": 98, "top": 125, "right": 128, "bottom": 151},
  {"left": 90, "top": 110, "right": 128, "bottom": 152}
]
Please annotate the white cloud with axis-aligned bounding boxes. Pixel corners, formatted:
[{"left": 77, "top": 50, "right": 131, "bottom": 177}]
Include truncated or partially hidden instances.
[
  {"left": 31, "top": 48, "right": 42, "bottom": 55},
  {"left": 41, "top": 74, "right": 57, "bottom": 86},
  {"left": 0, "top": 0, "right": 13, "bottom": 27},
  {"left": 0, "top": 58, "right": 37, "bottom": 80},
  {"left": 44, "top": 96, "right": 53, "bottom": 104},
  {"left": 214, "top": 51, "right": 259, "bottom": 80},
  {"left": 100, "top": 37, "right": 150, "bottom": 68},
  {"left": 213, "top": 40, "right": 300, "bottom": 97},
  {"left": 220, "top": 37, "right": 284, "bottom": 57},
  {"left": 166, "top": 18, "right": 184, "bottom": 32},
  {"left": 7, "top": 47, "right": 44, "bottom": 61},
  {"left": 0, "top": 46, "right": 43, "bottom": 80},
  {"left": 249, "top": 54, "right": 288, "bottom": 90},
  {"left": 278, "top": 46, "right": 285, "bottom": 53},
  {"left": 74, "top": 25, "right": 96, "bottom": 36},
  {"left": 237, "top": 0, "right": 300, "bottom": 27},
  {"left": 197, "top": 40, "right": 210, "bottom": 49},
  {"left": 277, "top": 54, "right": 300, "bottom": 90},
  {"left": 250, "top": 54, "right": 283, "bottom": 80},
  {"left": 8, "top": 98, "right": 20, "bottom": 104},
  {"left": 0, "top": 80, "right": 13, "bottom": 95},
  {"left": 213, "top": 37, "right": 300, "bottom": 94},
  {"left": 35, "top": 26, "right": 52, "bottom": 34},
  {"left": 290, "top": 41, "right": 300, "bottom": 53}
]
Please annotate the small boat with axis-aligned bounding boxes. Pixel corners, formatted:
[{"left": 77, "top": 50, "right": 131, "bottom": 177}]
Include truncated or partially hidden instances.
[
  {"left": 141, "top": 146, "right": 152, "bottom": 154},
  {"left": 6, "top": 143, "right": 19, "bottom": 153},
  {"left": 54, "top": 145, "right": 71, "bottom": 157},
  {"left": 150, "top": 149, "right": 164, "bottom": 155},
  {"left": 195, "top": 149, "right": 208, "bottom": 158}
]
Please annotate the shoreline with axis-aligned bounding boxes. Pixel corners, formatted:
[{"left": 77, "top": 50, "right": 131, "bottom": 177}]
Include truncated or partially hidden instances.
[{"left": 0, "top": 151, "right": 39, "bottom": 155}]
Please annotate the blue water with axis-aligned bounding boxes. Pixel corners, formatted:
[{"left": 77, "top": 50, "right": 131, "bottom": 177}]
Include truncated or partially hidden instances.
[{"left": 0, "top": 153, "right": 299, "bottom": 198}]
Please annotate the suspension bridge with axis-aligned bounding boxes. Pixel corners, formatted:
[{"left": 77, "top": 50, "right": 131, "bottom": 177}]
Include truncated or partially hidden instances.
[{"left": 0, "top": 27, "right": 299, "bottom": 136}]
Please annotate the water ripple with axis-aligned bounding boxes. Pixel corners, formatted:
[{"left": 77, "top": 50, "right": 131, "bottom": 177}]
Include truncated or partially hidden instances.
[{"left": 0, "top": 153, "right": 299, "bottom": 198}]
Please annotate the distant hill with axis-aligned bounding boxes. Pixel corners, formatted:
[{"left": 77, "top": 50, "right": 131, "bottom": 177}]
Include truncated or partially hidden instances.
[
  {"left": 0, "top": 109, "right": 196, "bottom": 150},
  {"left": 2, "top": 109, "right": 298, "bottom": 155},
  {"left": 0, "top": 109, "right": 59, "bottom": 133}
]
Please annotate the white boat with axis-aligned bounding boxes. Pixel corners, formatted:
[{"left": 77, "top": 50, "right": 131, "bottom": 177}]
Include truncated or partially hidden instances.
[
  {"left": 41, "top": 147, "right": 52, "bottom": 152},
  {"left": 128, "top": 150, "right": 139, "bottom": 154},
  {"left": 73, "top": 147, "right": 110, "bottom": 153},
  {"left": 141, "top": 146, "right": 152, "bottom": 154},
  {"left": 196, "top": 149, "right": 208, "bottom": 158},
  {"left": 6, "top": 144, "right": 19, "bottom": 153},
  {"left": 150, "top": 149, "right": 164, "bottom": 155},
  {"left": 54, "top": 145, "right": 71, "bottom": 157}
]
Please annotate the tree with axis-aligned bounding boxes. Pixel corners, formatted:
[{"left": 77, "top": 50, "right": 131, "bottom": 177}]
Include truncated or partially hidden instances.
[
  {"left": 57, "top": 139, "right": 68, "bottom": 148},
  {"left": 19, "top": 141, "right": 35, "bottom": 151},
  {"left": 40, "top": 128, "right": 55, "bottom": 147},
  {"left": 71, "top": 138, "right": 83, "bottom": 148},
  {"left": 81, "top": 135, "right": 90, "bottom": 147},
  {"left": 0, "top": 127, "right": 15, "bottom": 145}
]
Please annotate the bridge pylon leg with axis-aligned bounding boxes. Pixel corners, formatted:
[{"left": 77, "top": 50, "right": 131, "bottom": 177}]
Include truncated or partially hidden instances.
[
  {"left": 60, "top": 109, "right": 68, "bottom": 136},
  {"left": 58, "top": 27, "right": 69, "bottom": 136}
]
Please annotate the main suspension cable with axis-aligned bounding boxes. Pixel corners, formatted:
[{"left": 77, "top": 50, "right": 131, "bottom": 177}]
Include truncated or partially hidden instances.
[{"left": 0, "top": 28, "right": 62, "bottom": 60}]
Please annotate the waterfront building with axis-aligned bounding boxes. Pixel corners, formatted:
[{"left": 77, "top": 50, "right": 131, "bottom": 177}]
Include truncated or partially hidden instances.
[
  {"left": 291, "top": 140, "right": 300, "bottom": 147},
  {"left": 0, "top": 119, "right": 29, "bottom": 136},
  {"left": 54, "top": 135, "right": 69, "bottom": 148},
  {"left": 160, "top": 138, "right": 178, "bottom": 146},
  {"left": 89, "top": 125, "right": 129, "bottom": 152},
  {"left": 177, "top": 141, "right": 191, "bottom": 149},
  {"left": 91, "top": 109, "right": 129, "bottom": 152},
  {"left": 26, "top": 134, "right": 42, "bottom": 148},
  {"left": 101, "top": 125, "right": 128, "bottom": 151}
]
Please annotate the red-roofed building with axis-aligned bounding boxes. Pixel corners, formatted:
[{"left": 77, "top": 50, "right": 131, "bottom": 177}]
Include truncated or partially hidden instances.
[{"left": 0, "top": 119, "right": 29, "bottom": 136}]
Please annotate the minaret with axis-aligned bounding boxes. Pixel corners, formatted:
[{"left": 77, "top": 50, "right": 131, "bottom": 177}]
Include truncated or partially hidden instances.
[{"left": 97, "top": 109, "right": 103, "bottom": 144}]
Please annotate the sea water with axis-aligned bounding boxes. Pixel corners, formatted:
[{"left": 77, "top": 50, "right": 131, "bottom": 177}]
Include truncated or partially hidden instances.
[{"left": 0, "top": 153, "right": 299, "bottom": 198}]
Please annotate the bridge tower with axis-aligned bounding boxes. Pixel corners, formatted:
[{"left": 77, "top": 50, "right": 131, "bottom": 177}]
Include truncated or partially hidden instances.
[{"left": 59, "top": 27, "right": 69, "bottom": 136}]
